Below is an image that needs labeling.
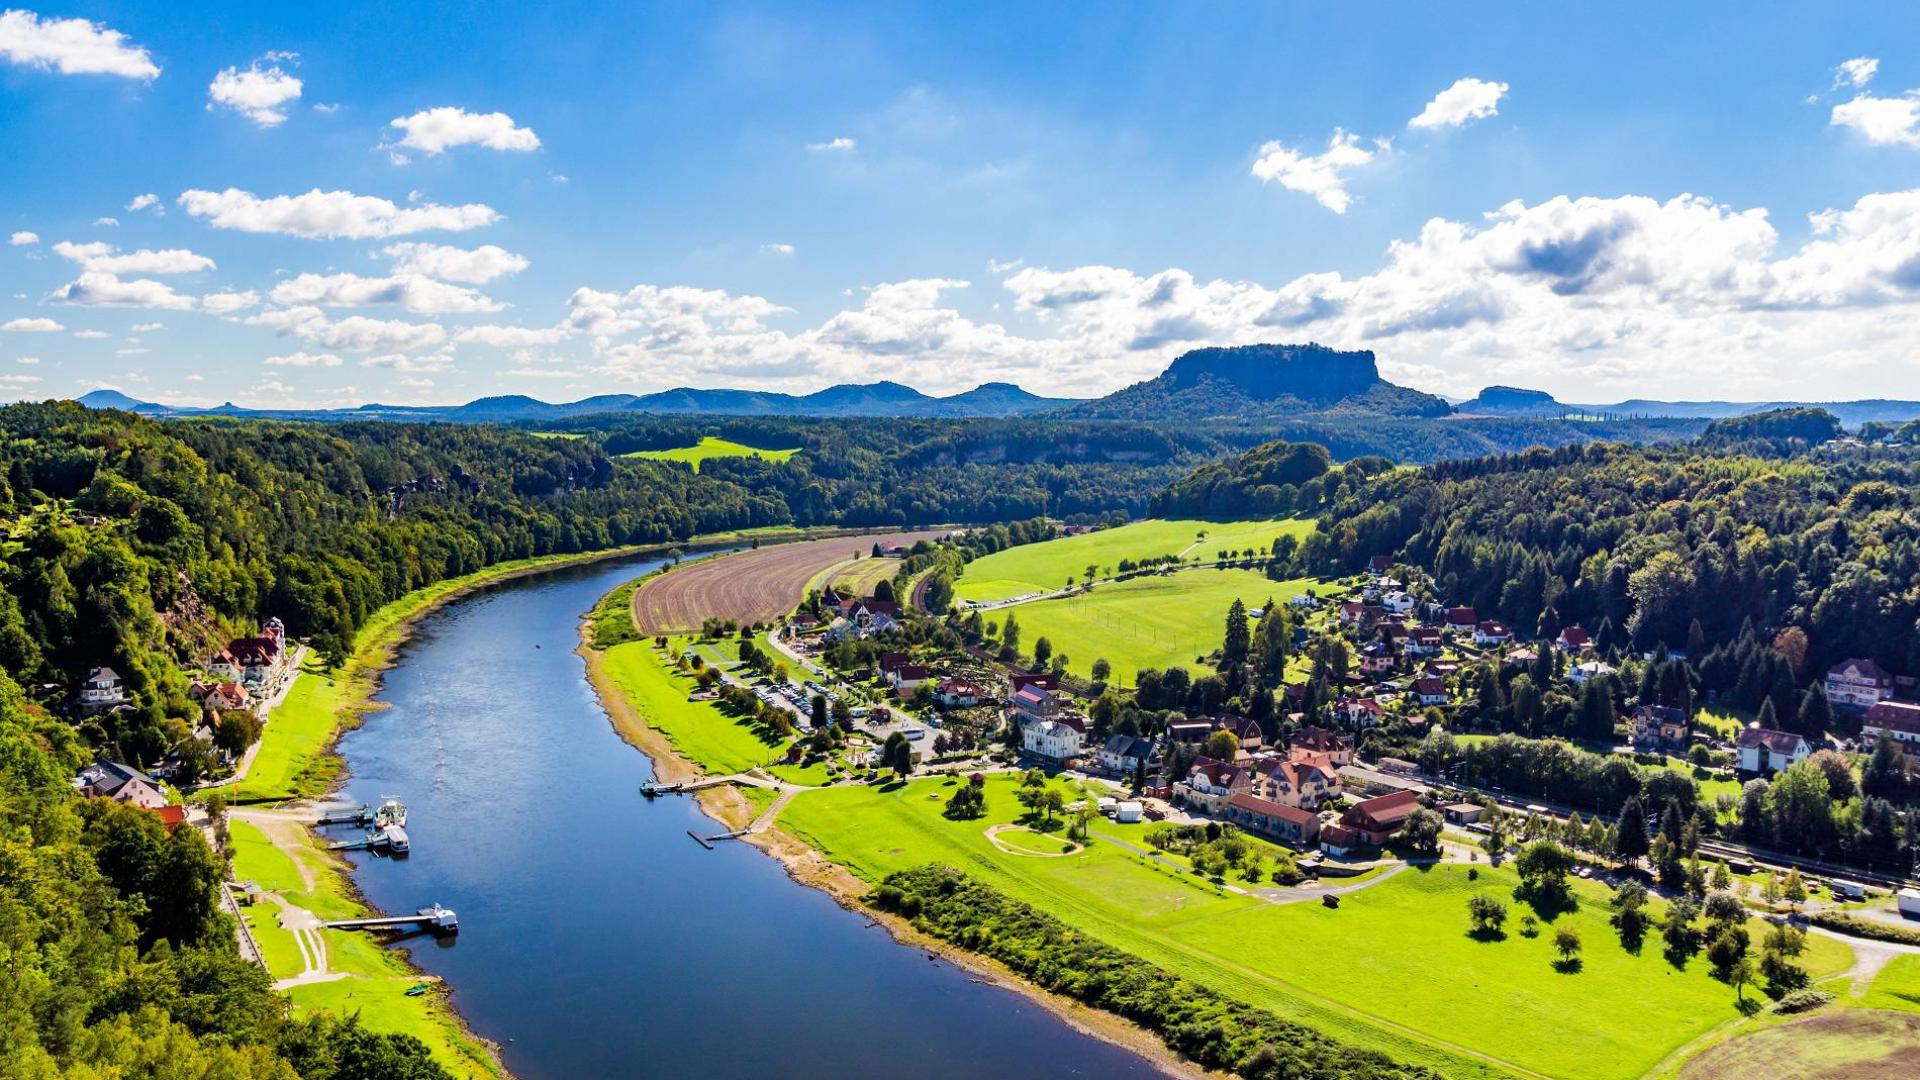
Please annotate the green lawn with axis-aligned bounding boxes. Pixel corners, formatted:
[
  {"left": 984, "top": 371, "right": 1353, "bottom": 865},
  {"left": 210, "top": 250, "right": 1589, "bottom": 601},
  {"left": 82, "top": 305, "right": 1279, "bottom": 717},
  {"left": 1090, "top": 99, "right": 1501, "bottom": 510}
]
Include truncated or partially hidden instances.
[
  {"left": 1865, "top": 954, "right": 1920, "bottom": 1012},
  {"left": 776, "top": 773, "right": 1855, "bottom": 1080},
  {"left": 597, "top": 638, "right": 790, "bottom": 774},
  {"left": 623, "top": 436, "right": 799, "bottom": 472},
  {"left": 955, "top": 517, "right": 1315, "bottom": 602},
  {"left": 1000, "top": 567, "right": 1317, "bottom": 685}
]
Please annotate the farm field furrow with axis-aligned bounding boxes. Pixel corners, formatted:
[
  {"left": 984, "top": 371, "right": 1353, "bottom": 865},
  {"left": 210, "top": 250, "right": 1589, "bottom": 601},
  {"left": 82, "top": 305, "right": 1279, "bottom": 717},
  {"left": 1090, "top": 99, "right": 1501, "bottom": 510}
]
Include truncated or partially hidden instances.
[{"left": 632, "top": 529, "right": 946, "bottom": 633}]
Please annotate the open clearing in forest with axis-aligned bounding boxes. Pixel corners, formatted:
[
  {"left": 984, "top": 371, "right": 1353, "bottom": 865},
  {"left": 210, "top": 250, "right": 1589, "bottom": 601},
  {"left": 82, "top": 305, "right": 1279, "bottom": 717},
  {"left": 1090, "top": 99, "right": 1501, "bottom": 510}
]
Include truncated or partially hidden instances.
[
  {"left": 1001, "top": 567, "right": 1319, "bottom": 685},
  {"left": 623, "top": 436, "right": 799, "bottom": 471},
  {"left": 776, "top": 773, "right": 1855, "bottom": 1080},
  {"left": 1678, "top": 1010, "right": 1920, "bottom": 1079},
  {"left": 632, "top": 529, "right": 946, "bottom": 633},
  {"left": 955, "top": 517, "right": 1314, "bottom": 603}
]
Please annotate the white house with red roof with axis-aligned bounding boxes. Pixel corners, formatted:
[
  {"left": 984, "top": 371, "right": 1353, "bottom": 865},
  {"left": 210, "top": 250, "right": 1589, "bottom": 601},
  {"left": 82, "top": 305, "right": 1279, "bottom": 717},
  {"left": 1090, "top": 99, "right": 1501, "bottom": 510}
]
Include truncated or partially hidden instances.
[
  {"left": 1736, "top": 727, "right": 1811, "bottom": 774},
  {"left": 1223, "top": 793, "right": 1321, "bottom": 846},
  {"left": 1826, "top": 658, "right": 1895, "bottom": 711},
  {"left": 1021, "top": 714, "right": 1086, "bottom": 762},
  {"left": 1554, "top": 626, "right": 1592, "bottom": 652},
  {"left": 1863, "top": 700, "right": 1920, "bottom": 745}
]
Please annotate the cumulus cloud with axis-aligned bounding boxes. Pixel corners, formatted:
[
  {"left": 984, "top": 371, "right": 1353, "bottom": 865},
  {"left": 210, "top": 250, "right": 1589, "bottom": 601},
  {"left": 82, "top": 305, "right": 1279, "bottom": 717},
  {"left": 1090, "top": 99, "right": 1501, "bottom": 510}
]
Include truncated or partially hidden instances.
[
  {"left": 761, "top": 242, "right": 796, "bottom": 256},
  {"left": 208, "top": 58, "right": 304, "bottom": 126},
  {"left": 388, "top": 107, "right": 540, "bottom": 154},
  {"left": 381, "top": 242, "right": 527, "bottom": 283},
  {"left": 53, "top": 241, "right": 215, "bottom": 275},
  {"left": 125, "top": 193, "right": 161, "bottom": 214},
  {"left": 8, "top": 231, "right": 37, "bottom": 246},
  {"left": 92, "top": 216, "right": 118, "bottom": 227},
  {"left": 264, "top": 351, "right": 342, "bottom": 368},
  {"left": 269, "top": 272, "right": 503, "bottom": 315},
  {"left": 359, "top": 352, "right": 453, "bottom": 373},
  {"left": 1835, "top": 57, "right": 1879, "bottom": 89},
  {"left": 51, "top": 272, "right": 197, "bottom": 310},
  {"left": 131, "top": 321, "right": 162, "bottom": 331},
  {"left": 179, "top": 188, "right": 501, "bottom": 239},
  {"left": 0, "top": 9, "right": 157, "bottom": 79},
  {"left": 201, "top": 289, "right": 260, "bottom": 315},
  {"left": 244, "top": 305, "right": 447, "bottom": 352},
  {"left": 1831, "top": 90, "right": 1920, "bottom": 148},
  {"left": 454, "top": 323, "right": 570, "bottom": 347},
  {"left": 807, "top": 136, "right": 856, "bottom": 152},
  {"left": 72, "top": 329, "right": 109, "bottom": 339},
  {"left": 1409, "top": 77, "right": 1509, "bottom": 129},
  {"left": 2, "top": 316, "right": 62, "bottom": 332},
  {"left": 1250, "top": 129, "right": 1386, "bottom": 214}
]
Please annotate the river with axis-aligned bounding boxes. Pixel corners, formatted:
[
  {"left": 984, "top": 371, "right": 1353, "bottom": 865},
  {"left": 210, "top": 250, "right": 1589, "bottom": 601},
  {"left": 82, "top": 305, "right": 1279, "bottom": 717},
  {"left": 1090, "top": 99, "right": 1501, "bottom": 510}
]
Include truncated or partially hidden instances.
[{"left": 330, "top": 555, "right": 1165, "bottom": 1079}]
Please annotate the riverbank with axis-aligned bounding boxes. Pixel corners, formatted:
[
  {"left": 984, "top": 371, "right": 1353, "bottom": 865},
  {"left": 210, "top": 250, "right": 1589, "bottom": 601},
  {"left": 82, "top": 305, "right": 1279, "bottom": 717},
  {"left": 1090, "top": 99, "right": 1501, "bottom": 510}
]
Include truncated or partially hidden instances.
[
  {"left": 575, "top": 571, "right": 1207, "bottom": 1080},
  {"left": 214, "top": 526, "right": 862, "bottom": 1077}
]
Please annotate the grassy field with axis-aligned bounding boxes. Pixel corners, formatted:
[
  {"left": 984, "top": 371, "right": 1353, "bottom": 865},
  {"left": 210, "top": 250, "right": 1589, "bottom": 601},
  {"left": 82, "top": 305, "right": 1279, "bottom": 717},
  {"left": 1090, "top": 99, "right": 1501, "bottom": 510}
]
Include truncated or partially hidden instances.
[
  {"left": 822, "top": 555, "right": 899, "bottom": 597},
  {"left": 1866, "top": 954, "right": 1920, "bottom": 1012},
  {"left": 1001, "top": 567, "right": 1316, "bottom": 685},
  {"left": 596, "top": 638, "right": 789, "bottom": 775},
  {"left": 228, "top": 820, "right": 500, "bottom": 1076},
  {"left": 776, "top": 773, "right": 1854, "bottom": 1080},
  {"left": 955, "top": 517, "right": 1314, "bottom": 602},
  {"left": 1675, "top": 1010, "right": 1920, "bottom": 1079},
  {"left": 623, "top": 436, "right": 799, "bottom": 472}
]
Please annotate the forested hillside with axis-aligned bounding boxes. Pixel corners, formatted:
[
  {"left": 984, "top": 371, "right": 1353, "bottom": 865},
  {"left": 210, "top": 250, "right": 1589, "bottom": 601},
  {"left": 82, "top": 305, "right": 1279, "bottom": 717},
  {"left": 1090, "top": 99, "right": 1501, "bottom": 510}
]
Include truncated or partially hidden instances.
[{"left": 1298, "top": 438, "right": 1920, "bottom": 677}]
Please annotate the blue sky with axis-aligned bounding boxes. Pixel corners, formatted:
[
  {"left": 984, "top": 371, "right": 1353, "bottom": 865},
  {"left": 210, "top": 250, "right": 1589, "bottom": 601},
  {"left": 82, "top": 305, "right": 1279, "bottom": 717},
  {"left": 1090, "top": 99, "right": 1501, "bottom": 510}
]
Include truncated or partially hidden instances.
[{"left": 3, "top": 2, "right": 1919, "bottom": 406}]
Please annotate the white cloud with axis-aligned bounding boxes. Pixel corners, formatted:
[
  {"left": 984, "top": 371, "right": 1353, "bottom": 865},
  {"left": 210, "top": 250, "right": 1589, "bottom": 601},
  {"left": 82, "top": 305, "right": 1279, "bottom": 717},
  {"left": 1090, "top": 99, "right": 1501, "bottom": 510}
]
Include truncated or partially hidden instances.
[
  {"left": 15, "top": 356, "right": 38, "bottom": 364},
  {"left": 208, "top": 59, "right": 304, "bottom": 127},
  {"left": 313, "top": 102, "right": 339, "bottom": 114},
  {"left": 455, "top": 323, "right": 570, "bottom": 347},
  {"left": 201, "top": 289, "right": 260, "bottom": 315},
  {"left": 1836, "top": 57, "right": 1879, "bottom": 89},
  {"left": 8, "top": 231, "right": 37, "bottom": 246},
  {"left": 0, "top": 10, "right": 158, "bottom": 79},
  {"left": 381, "top": 241, "right": 527, "bottom": 282},
  {"left": 53, "top": 240, "right": 215, "bottom": 274},
  {"left": 2, "top": 317, "right": 62, "bottom": 332},
  {"left": 388, "top": 107, "right": 540, "bottom": 154},
  {"left": 760, "top": 242, "right": 795, "bottom": 256},
  {"left": 360, "top": 352, "right": 453, "bottom": 373},
  {"left": 244, "top": 305, "right": 447, "bottom": 352},
  {"left": 0, "top": 374, "right": 42, "bottom": 388},
  {"left": 807, "top": 137, "right": 856, "bottom": 152},
  {"left": 51, "top": 272, "right": 196, "bottom": 310},
  {"left": 1250, "top": 129, "right": 1386, "bottom": 213},
  {"left": 92, "top": 216, "right": 118, "bottom": 227},
  {"left": 398, "top": 376, "right": 433, "bottom": 389},
  {"left": 264, "top": 351, "right": 343, "bottom": 368},
  {"left": 131, "top": 321, "right": 163, "bottom": 332},
  {"left": 1408, "top": 77, "right": 1509, "bottom": 129},
  {"left": 114, "top": 347, "right": 147, "bottom": 355},
  {"left": 1831, "top": 91, "right": 1920, "bottom": 148},
  {"left": 179, "top": 188, "right": 501, "bottom": 239},
  {"left": 270, "top": 272, "right": 503, "bottom": 315},
  {"left": 72, "top": 329, "right": 109, "bottom": 339},
  {"left": 125, "top": 193, "right": 161, "bottom": 214}
]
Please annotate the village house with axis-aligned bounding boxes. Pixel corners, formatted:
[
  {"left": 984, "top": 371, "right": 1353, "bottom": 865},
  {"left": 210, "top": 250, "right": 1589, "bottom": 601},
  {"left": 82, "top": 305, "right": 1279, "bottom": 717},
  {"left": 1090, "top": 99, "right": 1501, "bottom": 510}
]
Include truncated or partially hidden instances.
[
  {"left": 1175, "top": 757, "right": 1246, "bottom": 813},
  {"left": 191, "top": 680, "right": 252, "bottom": 715},
  {"left": 1442, "top": 801, "right": 1486, "bottom": 825},
  {"left": 1411, "top": 677, "right": 1450, "bottom": 707},
  {"left": 1444, "top": 607, "right": 1479, "bottom": 634},
  {"left": 1826, "top": 658, "right": 1895, "bottom": 711},
  {"left": 1021, "top": 715, "right": 1086, "bottom": 762},
  {"left": 1213, "top": 715, "right": 1264, "bottom": 751},
  {"left": 850, "top": 599, "right": 901, "bottom": 636},
  {"left": 1290, "top": 725, "right": 1352, "bottom": 765},
  {"left": 934, "top": 676, "right": 986, "bottom": 708},
  {"left": 1167, "top": 720, "right": 1214, "bottom": 746},
  {"left": 1473, "top": 620, "right": 1512, "bottom": 647},
  {"left": 1358, "top": 640, "right": 1394, "bottom": 676},
  {"left": 1010, "top": 684, "right": 1059, "bottom": 725},
  {"left": 1338, "top": 697, "right": 1386, "bottom": 727},
  {"left": 1405, "top": 626, "right": 1444, "bottom": 657},
  {"left": 1422, "top": 659, "right": 1462, "bottom": 678},
  {"left": 74, "top": 760, "right": 170, "bottom": 810},
  {"left": 1222, "top": 793, "right": 1321, "bottom": 846},
  {"left": 1862, "top": 700, "right": 1920, "bottom": 745},
  {"left": 1337, "top": 602, "right": 1384, "bottom": 627},
  {"left": 1323, "top": 789, "right": 1425, "bottom": 851},
  {"left": 1097, "top": 734, "right": 1155, "bottom": 778},
  {"left": 1009, "top": 671, "right": 1060, "bottom": 696},
  {"left": 877, "top": 651, "right": 911, "bottom": 679},
  {"left": 1368, "top": 555, "right": 1394, "bottom": 577},
  {"left": 1251, "top": 752, "right": 1341, "bottom": 810},
  {"left": 76, "top": 666, "right": 126, "bottom": 713},
  {"left": 890, "top": 664, "right": 930, "bottom": 692},
  {"left": 1554, "top": 626, "right": 1593, "bottom": 653},
  {"left": 1631, "top": 704, "right": 1691, "bottom": 753},
  {"left": 1382, "top": 590, "right": 1417, "bottom": 615},
  {"left": 1568, "top": 659, "right": 1617, "bottom": 686},
  {"left": 1736, "top": 727, "right": 1812, "bottom": 773}
]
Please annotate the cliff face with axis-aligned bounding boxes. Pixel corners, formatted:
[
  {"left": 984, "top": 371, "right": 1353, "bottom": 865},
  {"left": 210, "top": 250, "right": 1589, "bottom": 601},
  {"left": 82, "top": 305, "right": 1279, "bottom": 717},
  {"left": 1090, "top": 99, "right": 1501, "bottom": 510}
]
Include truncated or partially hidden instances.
[{"left": 1068, "top": 343, "right": 1453, "bottom": 421}]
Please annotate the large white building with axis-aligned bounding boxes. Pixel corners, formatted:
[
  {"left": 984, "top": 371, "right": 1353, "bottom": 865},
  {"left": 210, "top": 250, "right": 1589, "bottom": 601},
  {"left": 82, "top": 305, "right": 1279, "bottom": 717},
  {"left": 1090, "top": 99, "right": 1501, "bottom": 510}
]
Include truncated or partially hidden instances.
[
  {"left": 1826, "top": 658, "right": 1894, "bottom": 711},
  {"left": 1021, "top": 717, "right": 1085, "bottom": 762}
]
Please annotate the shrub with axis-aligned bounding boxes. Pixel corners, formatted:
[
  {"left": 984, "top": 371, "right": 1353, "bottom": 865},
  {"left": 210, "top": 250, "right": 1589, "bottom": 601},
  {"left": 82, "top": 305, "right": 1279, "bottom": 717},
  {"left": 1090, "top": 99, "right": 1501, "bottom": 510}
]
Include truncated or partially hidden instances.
[
  {"left": 1804, "top": 910, "right": 1920, "bottom": 947},
  {"left": 1770, "top": 989, "right": 1833, "bottom": 1013}
]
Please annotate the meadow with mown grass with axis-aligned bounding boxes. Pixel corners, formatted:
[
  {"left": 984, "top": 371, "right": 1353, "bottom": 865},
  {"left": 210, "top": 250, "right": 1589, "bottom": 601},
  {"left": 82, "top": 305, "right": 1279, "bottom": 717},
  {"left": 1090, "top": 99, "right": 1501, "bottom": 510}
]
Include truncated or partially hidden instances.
[
  {"left": 622, "top": 435, "right": 800, "bottom": 471},
  {"left": 954, "top": 517, "right": 1314, "bottom": 602}
]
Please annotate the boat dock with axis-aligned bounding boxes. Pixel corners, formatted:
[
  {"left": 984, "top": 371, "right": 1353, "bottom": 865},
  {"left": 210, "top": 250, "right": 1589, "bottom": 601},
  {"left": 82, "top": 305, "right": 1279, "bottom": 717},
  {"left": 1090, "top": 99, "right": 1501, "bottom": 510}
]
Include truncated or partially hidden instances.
[
  {"left": 328, "top": 823, "right": 410, "bottom": 854},
  {"left": 316, "top": 803, "right": 372, "bottom": 825},
  {"left": 324, "top": 904, "right": 459, "bottom": 935}
]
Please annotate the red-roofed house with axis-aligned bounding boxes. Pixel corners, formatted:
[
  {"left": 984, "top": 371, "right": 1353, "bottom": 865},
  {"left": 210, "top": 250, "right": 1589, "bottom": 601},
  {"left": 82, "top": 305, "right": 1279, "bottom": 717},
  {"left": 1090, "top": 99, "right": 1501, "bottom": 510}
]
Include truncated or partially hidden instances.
[
  {"left": 1339, "top": 697, "right": 1386, "bottom": 727},
  {"left": 1444, "top": 607, "right": 1478, "bottom": 632},
  {"left": 935, "top": 677, "right": 986, "bottom": 708},
  {"left": 1214, "top": 715, "right": 1264, "bottom": 750},
  {"left": 1827, "top": 658, "right": 1895, "bottom": 711},
  {"left": 1009, "top": 672, "right": 1060, "bottom": 696},
  {"left": 1405, "top": 627, "right": 1444, "bottom": 657},
  {"left": 1473, "top": 621, "right": 1512, "bottom": 647},
  {"left": 1291, "top": 725, "right": 1352, "bottom": 765},
  {"left": 1176, "top": 757, "right": 1248, "bottom": 813},
  {"left": 1863, "top": 700, "right": 1920, "bottom": 745},
  {"left": 1555, "top": 626, "right": 1592, "bottom": 652},
  {"left": 1224, "top": 793, "right": 1322, "bottom": 846},
  {"left": 1336, "top": 789, "right": 1424, "bottom": 846},
  {"left": 1736, "top": 727, "right": 1811, "bottom": 774},
  {"left": 1253, "top": 754, "right": 1341, "bottom": 809},
  {"left": 1411, "top": 677, "right": 1449, "bottom": 706}
]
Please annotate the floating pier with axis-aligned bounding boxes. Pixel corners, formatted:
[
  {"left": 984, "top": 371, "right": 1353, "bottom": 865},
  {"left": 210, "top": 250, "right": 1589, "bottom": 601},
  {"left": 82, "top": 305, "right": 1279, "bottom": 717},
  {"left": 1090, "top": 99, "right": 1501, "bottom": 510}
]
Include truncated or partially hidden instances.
[
  {"left": 317, "top": 803, "right": 372, "bottom": 825},
  {"left": 328, "top": 823, "right": 410, "bottom": 854},
  {"left": 324, "top": 904, "right": 458, "bottom": 935}
]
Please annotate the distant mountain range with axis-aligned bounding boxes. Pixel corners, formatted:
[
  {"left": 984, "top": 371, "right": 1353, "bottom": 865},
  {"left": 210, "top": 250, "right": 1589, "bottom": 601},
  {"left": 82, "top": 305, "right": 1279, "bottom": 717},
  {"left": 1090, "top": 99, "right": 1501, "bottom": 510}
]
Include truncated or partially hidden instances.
[
  {"left": 75, "top": 380, "right": 1079, "bottom": 422},
  {"left": 1454, "top": 385, "right": 1920, "bottom": 427}
]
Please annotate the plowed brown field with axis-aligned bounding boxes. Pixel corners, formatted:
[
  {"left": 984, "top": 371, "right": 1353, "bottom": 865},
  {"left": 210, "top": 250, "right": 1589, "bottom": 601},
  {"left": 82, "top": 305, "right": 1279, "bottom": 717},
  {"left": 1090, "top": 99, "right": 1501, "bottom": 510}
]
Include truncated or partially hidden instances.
[{"left": 632, "top": 529, "right": 947, "bottom": 633}]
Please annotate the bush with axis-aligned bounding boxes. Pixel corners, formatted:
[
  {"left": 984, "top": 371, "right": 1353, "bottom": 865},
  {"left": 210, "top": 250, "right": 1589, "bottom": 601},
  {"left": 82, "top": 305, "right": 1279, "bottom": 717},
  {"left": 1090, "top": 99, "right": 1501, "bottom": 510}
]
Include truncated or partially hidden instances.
[
  {"left": 1770, "top": 989, "right": 1834, "bottom": 1014},
  {"left": 1804, "top": 910, "right": 1920, "bottom": 946}
]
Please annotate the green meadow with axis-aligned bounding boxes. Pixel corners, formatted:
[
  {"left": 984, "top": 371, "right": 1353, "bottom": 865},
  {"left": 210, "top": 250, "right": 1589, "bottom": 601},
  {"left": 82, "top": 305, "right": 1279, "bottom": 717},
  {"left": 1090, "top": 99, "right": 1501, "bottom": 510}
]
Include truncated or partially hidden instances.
[
  {"left": 997, "top": 566, "right": 1316, "bottom": 685},
  {"left": 596, "top": 637, "right": 789, "bottom": 775},
  {"left": 776, "top": 773, "right": 1854, "bottom": 1080},
  {"left": 623, "top": 436, "right": 800, "bottom": 472},
  {"left": 955, "top": 517, "right": 1314, "bottom": 602}
]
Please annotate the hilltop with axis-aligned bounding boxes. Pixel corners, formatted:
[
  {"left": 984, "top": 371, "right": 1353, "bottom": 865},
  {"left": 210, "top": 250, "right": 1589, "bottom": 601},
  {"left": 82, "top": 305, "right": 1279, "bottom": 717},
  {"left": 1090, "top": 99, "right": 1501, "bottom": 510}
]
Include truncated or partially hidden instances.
[{"left": 1065, "top": 344, "right": 1454, "bottom": 421}]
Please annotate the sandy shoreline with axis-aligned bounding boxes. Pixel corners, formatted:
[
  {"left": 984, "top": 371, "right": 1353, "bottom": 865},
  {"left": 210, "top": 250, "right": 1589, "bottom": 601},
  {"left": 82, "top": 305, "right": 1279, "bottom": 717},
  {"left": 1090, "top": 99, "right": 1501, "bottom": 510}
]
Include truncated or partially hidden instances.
[{"left": 575, "top": 613, "right": 1211, "bottom": 1080}]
